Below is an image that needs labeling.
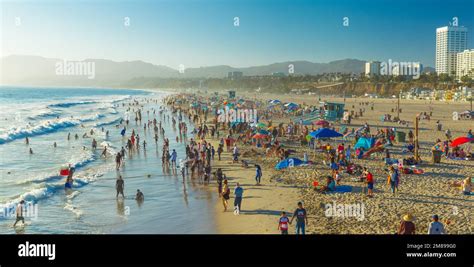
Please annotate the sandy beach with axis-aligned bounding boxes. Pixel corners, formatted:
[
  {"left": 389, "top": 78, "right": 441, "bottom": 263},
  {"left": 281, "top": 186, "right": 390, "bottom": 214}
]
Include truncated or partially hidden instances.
[{"left": 170, "top": 91, "right": 473, "bottom": 234}]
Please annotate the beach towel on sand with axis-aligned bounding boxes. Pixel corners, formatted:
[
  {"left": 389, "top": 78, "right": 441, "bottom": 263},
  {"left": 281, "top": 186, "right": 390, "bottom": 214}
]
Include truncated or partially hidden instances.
[{"left": 327, "top": 185, "right": 353, "bottom": 194}]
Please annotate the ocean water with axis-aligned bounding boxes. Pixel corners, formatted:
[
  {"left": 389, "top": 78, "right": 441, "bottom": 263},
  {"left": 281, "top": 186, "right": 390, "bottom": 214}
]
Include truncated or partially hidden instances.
[{"left": 0, "top": 86, "right": 216, "bottom": 234}]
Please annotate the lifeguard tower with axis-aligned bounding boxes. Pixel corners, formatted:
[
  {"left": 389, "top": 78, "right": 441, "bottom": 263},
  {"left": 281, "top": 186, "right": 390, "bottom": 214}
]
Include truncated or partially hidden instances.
[{"left": 320, "top": 102, "right": 345, "bottom": 121}]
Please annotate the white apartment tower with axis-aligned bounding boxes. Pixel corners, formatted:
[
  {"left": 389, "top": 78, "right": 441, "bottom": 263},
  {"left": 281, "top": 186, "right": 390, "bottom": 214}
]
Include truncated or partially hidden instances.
[
  {"left": 456, "top": 49, "right": 474, "bottom": 79},
  {"left": 365, "top": 61, "right": 381, "bottom": 76},
  {"left": 436, "top": 26, "right": 468, "bottom": 75}
]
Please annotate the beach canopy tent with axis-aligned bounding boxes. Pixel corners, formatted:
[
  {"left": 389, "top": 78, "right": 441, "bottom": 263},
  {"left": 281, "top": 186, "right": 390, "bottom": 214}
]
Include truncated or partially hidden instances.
[
  {"left": 450, "top": 137, "right": 474, "bottom": 147},
  {"left": 354, "top": 137, "right": 375, "bottom": 150},
  {"left": 309, "top": 128, "right": 343, "bottom": 139},
  {"left": 275, "top": 157, "right": 305, "bottom": 170}
]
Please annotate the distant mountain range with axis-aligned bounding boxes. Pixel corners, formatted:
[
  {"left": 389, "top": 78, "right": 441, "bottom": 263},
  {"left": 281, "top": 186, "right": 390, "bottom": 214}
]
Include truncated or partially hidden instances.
[{"left": 0, "top": 55, "right": 432, "bottom": 87}]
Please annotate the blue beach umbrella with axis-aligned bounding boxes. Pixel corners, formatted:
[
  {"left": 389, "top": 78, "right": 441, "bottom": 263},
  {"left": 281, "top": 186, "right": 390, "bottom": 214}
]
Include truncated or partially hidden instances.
[{"left": 309, "top": 128, "right": 343, "bottom": 139}]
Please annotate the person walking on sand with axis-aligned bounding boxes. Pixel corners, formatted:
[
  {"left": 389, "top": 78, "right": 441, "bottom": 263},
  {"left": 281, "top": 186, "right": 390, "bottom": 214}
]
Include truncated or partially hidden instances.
[
  {"left": 216, "top": 168, "right": 224, "bottom": 197},
  {"left": 388, "top": 166, "right": 399, "bottom": 194},
  {"left": 13, "top": 200, "right": 25, "bottom": 227},
  {"left": 397, "top": 214, "right": 415, "bottom": 234},
  {"left": 278, "top": 211, "right": 290, "bottom": 235},
  {"left": 428, "top": 215, "right": 445, "bottom": 235},
  {"left": 233, "top": 183, "right": 244, "bottom": 215},
  {"left": 364, "top": 167, "right": 374, "bottom": 197},
  {"left": 217, "top": 144, "right": 223, "bottom": 161},
  {"left": 232, "top": 144, "right": 239, "bottom": 163},
  {"left": 290, "top": 202, "right": 308, "bottom": 235},
  {"left": 116, "top": 175, "right": 125, "bottom": 198},
  {"left": 255, "top": 164, "right": 262, "bottom": 185},
  {"left": 221, "top": 179, "right": 230, "bottom": 212}
]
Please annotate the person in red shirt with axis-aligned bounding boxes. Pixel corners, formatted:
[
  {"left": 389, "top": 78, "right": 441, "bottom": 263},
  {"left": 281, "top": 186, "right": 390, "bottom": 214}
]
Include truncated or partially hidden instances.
[
  {"left": 278, "top": 211, "right": 290, "bottom": 234},
  {"left": 364, "top": 167, "right": 374, "bottom": 197},
  {"left": 337, "top": 143, "right": 345, "bottom": 156}
]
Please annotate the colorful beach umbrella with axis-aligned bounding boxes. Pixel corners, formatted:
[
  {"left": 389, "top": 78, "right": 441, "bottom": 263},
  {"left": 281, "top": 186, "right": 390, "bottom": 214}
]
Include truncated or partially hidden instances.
[
  {"left": 450, "top": 137, "right": 474, "bottom": 147},
  {"left": 256, "top": 122, "right": 267, "bottom": 128}
]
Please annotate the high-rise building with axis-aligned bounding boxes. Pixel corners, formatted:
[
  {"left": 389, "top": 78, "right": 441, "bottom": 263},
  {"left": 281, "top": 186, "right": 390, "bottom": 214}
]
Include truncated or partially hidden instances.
[
  {"left": 365, "top": 61, "right": 381, "bottom": 76},
  {"left": 456, "top": 49, "right": 474, "bottom": 79},
  {"left": 436, "top": 26, "right": 468, "bottom": 75}
]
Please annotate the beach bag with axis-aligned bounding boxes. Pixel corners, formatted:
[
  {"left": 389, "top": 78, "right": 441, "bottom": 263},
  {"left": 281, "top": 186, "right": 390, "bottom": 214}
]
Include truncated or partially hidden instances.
[{"left": 223, "top": 188, "right": 230, "bottom": 200}]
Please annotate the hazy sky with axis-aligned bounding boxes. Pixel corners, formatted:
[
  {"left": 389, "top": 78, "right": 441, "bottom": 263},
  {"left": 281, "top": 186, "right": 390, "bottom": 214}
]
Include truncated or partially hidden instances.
[{"left": 1, "top": 0, "right": 473, "bottom": 68}]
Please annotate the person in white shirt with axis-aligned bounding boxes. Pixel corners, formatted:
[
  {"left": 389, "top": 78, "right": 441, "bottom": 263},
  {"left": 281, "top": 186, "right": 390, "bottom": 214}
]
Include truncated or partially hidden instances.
[
  {"left": 427, "top": 215, "right": 445, "bottom": 235},
  {"left": 232, "top": 145, "right": 239, "bottom": 163}
]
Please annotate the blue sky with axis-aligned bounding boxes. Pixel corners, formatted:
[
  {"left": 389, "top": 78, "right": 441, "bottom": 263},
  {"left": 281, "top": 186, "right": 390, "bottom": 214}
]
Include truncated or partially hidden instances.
[{"left": 1, "top": 0, "right": 473, "bottom": 68}]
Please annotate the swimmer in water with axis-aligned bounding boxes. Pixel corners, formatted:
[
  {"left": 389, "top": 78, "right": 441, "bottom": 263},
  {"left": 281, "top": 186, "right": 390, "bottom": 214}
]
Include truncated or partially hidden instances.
[
  {"left": 67, "top": 133, "right": 71, "bottom": 140},
  {"left": 101, "top": 146, "right": 108, "bottom": 157},
  {"left": 116, "top": 175, "right": 125, "bottom": 198},
  {"left": 65, "top": 165, "right": 75, "bottom": 188},
  {"left": 29, "top": 148, "right": 33, "bottom": 154},
  {"left": 25, "top": 137, "right": 29, "bottom": 145},
  {"left": 53, "top": 142, "right": 57, "bottom": 148},
  {"left": 135, "top": 189, "right": 144, "bottom": 201},
  {"left": 13, "top": 200, "right": 26, "bottom": 227},
  {"left": 115, "top": 152, "right": 122, "bottom": 169}
]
